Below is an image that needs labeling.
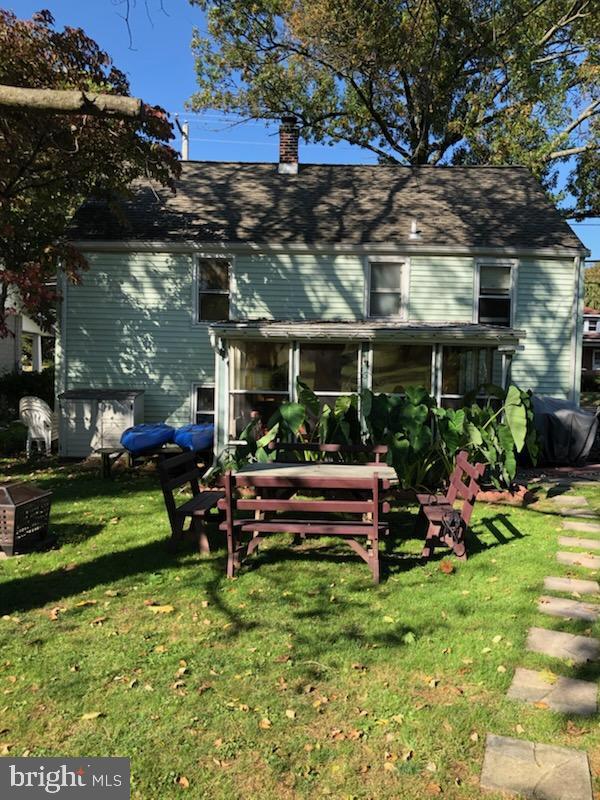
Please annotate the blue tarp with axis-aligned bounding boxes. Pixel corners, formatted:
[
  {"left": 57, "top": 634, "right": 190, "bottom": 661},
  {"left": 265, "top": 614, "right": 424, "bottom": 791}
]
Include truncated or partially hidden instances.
[
  {"left": 173, "top": 423, "right": 214, "bottom": 452},
  {"left": 120, "top": 423, "right": 174, "bottom": 456}
]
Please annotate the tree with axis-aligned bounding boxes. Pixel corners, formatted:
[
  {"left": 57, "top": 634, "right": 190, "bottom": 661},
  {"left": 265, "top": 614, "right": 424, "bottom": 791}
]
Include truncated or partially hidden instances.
[
  {"left": 584, "top": 262, "right": 600, "bottom": 310},
  {"left": 0, "top": 10, "right": 180, "bottom": 335},
  {"left": 190, "top": 0, "right": 599, "bottom": 216}
]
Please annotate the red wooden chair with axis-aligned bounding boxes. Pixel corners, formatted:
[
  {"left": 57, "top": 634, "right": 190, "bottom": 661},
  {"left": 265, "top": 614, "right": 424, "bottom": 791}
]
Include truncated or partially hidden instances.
[{"left": 417, "top": 451, "right": 485, "bottom": 561}]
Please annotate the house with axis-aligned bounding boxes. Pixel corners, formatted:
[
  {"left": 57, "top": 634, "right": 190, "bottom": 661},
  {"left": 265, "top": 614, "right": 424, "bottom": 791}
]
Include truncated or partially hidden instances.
[
  {"left": 582, "top": 305, "right": 600, "bottom": 388},
  {"left": 63, "top": 119, "right": 589, "bottom": 457}
]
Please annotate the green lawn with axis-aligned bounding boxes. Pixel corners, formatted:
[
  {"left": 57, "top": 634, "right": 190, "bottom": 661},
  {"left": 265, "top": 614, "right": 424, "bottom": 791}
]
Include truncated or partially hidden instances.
[{"left": 1, "top": 458, "right": 599, "bottom": 799}]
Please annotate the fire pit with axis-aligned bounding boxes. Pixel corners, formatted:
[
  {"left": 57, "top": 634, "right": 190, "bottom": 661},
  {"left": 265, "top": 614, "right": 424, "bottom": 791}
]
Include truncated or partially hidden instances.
[{"left": 0, "top": 482, "right": 53, "bottom": 556}]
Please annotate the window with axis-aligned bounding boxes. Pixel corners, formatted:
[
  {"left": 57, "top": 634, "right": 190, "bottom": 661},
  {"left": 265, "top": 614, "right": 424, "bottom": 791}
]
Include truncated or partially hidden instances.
[
  {"left": 441, "top": 346, "right": 494, "bottom": 407},
  {"left": 196, "top": 256, "right": 230, "bottom": 321},
  {"left": 593, "top": 350, "right": 600, "bottom": 371},
  {"left": 229, "top": 341, "right": 290, "bottom": 436},
  {"left": 193, "top": 385, "right": 215, "bottom": 424},
  {"left": 299, "top": 343, "right": 359, "bottom": 403},
  {"left": 371, "top": 344, "right": 432, "bottom": 393},
  {"left": 478, "top": 263, "right": 512, "bottom": 327},
  {"left": 587, "top": 319, "right": 598, "bottom": 332},
  {"left": 368, "top": 259, "right": 405, "bottom": 318}
]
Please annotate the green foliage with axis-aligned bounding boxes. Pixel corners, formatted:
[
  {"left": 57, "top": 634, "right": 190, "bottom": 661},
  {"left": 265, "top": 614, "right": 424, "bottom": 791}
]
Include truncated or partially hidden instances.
[
  {"left": 0, "top": 421, "right": 26, "bottom": 454},
  {"left": 190, "top": 0, "right": 599, "bottom": 214},
  {"left": 230, "top": 379, "right": 539, "bottom": 490},
  {"left": 584, "top": 263, "right": 600, "bottom": 311}
]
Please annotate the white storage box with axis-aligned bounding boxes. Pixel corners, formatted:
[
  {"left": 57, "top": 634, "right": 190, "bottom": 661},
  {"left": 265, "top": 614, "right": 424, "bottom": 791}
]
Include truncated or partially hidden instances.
[{"left": 58, "top": 389, "right": 144, "bottom": 457}]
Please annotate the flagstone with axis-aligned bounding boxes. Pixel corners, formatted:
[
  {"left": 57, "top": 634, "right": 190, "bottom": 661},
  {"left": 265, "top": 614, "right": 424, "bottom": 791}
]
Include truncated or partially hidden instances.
[
  {"left": 563, "top": 520, "right": 600, "bottom": 534},
  {"left": 480, "top": 734, "right": 592, "bottom": 799},
  {"left": 559, "top": 508, "right": 597, "bottom": 518},
  {"left": 558, "top": 536, "right": 600, "bottom": 551},
  {"left": 557, "top": 551, "right": 600, "bottom": 570},
  {"left": 507, "top": 667, "right": 597, "bottom": 716},
  {"left": 543, "top": 576, "right": 600, "bottom": 595},
  {"left": 526, "top": 627, "right": 599, "bottom": 663},
  {"left": 552, "top": 495, "right": 588, "bottom": 506},
  {"left": 538, "top": 595, "right": 599, "bottom": 622}
]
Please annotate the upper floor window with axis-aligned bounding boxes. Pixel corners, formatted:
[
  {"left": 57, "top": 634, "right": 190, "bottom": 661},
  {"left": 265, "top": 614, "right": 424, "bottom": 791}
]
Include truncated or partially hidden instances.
[
  {"left": 586, "top": 319, "right": 599, "bottom": 332},
  {"left": 196, "top": 256, "right": 230, "bottom": 322},
  {"left": 368, "top": 258, "right": 406, "bottom": 318},
  {"left": 478, "top": 263, "right": 512, "bottom": 327}
]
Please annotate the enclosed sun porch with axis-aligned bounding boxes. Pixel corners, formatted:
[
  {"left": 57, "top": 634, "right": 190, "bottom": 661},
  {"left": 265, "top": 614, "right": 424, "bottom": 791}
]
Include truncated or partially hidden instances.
[{"left": 207, "top": 320, "right": 524, "bottom": 454}]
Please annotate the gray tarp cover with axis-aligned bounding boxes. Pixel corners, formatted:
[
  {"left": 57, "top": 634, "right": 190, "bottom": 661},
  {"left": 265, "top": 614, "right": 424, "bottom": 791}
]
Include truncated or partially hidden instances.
[{"left": 533, "top": 395, "right": 599, "bottom": 465}]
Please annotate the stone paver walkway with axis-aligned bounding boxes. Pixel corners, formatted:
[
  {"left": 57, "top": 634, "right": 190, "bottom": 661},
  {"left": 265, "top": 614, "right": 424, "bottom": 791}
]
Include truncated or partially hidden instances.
[
  {"left": 480, "top": 734, "right": 592, "bottom": 800},
  {"left": 507, "top": 667, "right": 597, "bottom": 716},
  {"left": 543, "top": 576, "right": 600, "bottom": 595},
  {"left": 481, "top": 492, "right": 598, "bottom": 798},
  {"left": 526, "top": 627, "right": 599, "bottom": 663},
  {"left": 538, "top": 594, "right": 599, "bottom": 622},
  {"left": 557, "top": 550, "right": 600, "bottom": 569},
  {"left": 558, "top": 535, "right": 600, "bottom": 551},
  {"left": 563, "top": 520, "right": 600, "bottom": 534}
]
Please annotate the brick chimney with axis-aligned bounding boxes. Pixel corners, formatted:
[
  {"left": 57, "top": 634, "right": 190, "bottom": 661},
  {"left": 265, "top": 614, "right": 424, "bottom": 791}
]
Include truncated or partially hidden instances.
[{"left": 278, "top": 116, "right": 299, "bottom": 174}]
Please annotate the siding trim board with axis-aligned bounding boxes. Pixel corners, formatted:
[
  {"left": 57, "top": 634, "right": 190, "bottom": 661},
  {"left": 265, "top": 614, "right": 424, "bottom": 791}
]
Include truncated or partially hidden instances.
[{"left": 71, "top": 241, "right": 590, "bottom": 259}]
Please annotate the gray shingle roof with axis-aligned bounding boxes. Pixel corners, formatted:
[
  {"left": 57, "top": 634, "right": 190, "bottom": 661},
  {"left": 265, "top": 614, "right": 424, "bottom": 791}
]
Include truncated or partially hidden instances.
[{"left": 70, "top": 161, "right": 584, "bottom": 252}]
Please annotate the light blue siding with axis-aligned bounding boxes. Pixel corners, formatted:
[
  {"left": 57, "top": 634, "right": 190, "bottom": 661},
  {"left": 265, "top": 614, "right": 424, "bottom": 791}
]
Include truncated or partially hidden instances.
[
  {"left": 409, "top": 256, "right": 475, "bottom": 321},
  {"left": 63, "top": 252, "right": 214, "bottom": 425}
]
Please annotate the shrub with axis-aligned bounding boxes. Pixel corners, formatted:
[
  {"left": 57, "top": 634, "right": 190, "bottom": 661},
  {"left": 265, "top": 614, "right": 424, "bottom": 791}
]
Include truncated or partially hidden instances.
[
  {"left": 0, "top": 421, "right": 27, "bottom": 455},
  {"left": 0, "top": 367, "right": 54, "bottom": 426}
]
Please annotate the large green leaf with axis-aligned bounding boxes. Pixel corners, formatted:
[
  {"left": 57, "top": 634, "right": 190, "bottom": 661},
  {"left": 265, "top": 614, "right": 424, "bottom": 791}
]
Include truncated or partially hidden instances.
[
  {"left": 279, "top": 402, "right": 305, "bottom": 435},
  {"left": 256, "top": 422, "right": 279, "bottom": 449},
  {"left": 504, "top": 385, "right": 526, "bottom": 452},
  {"left": 296, "top": 379, "right": 320, "bottom": 419},
  {"left": 497, "top": 423, "right": 517, "bottom": 482}
]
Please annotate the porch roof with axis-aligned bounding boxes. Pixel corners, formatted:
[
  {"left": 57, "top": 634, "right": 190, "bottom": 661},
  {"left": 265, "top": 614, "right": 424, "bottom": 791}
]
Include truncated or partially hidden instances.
[{"left": 209, "top": 319, "right": 525, "bottom": 347}]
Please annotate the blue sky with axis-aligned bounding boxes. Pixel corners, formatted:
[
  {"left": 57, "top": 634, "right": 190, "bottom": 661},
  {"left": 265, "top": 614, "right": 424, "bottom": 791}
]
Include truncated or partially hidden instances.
[{"left": 9, "top": 0, "right": 600, "bottom": 258}]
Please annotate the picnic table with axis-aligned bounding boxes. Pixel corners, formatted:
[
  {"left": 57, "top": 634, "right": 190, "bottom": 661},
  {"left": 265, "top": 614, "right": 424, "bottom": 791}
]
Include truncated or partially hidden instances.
[{"left": 219, "top": 461, "right": 397, "bottom": 582}]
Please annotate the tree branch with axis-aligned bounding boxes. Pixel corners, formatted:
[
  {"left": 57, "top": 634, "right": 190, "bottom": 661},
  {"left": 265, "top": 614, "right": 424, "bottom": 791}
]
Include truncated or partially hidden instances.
[
  {"left": 547, "top": 143, "right": 598, "bottom": 160},
  {"left": 0, "top": 85, "right": 144, "bottom": 119}
]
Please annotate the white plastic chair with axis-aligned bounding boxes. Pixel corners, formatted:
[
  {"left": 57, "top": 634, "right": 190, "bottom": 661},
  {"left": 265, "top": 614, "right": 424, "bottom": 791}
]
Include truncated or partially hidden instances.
[{"left": 19, "top": 396, "right": 58, "bottom": 457}]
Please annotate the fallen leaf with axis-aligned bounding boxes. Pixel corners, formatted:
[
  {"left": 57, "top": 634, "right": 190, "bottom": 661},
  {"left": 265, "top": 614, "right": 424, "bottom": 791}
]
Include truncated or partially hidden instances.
[
  {"left": 401, "top": 748, "right": 413, "bottom": 761},
  {"left": 567, "top": 720, "right": 589, "bottom": 736},
  {"left": 75, "top": 600, "right": 98, "bottom": 607},
  {"left": 259, "top": 718, "right": 272, "bottom": 729},
  {"left": 89, "top": 616, "right": 107, "bottom": 626},
  {"left": 352, "top": 662, "right": 367, "bottom": 671},
  {"left": 515, "top": 724, "right": 525, "bottom": 734},
  {"left": 481, "top": 647, "right": 491, "bottom": 654},
  {"left": 285, "top": 709, "right": 296, "bottom": 720},
  {"left": 197, "top": 684, "right": 212, "bottom": 695},
  {"left": 175, "top": 775, "right": 189, "bottom": 789},
  {"left": 470, "top": 731, "right": 479, "bottom": 742},
  {"left": 426, "top": 761, "right": 437, "bottom": 772},
  {"left": 0, "top": 744, "right": 12, "bottom": 755},
  {"left": 540, "top": 669, "right": 558, "bottom": 684},
  {"left": 492, "top": 635, "right": 503, "bottom": 644},
  {"left": 105, "top": 590, "right": 119, "bottom": 597},
  {"left": 383, "top": 762, "right": 397, "bottom": 773},
  {"left": 439, "top": 559, "right": 455, "bottom": 574},
  {"left": 201, "top": 600, "right": 209, "bottom": 608},
  {"left": 426, "top": 782, "right": 442, "bottom": 796},
  {"left": 48, "top": 607, "right": 66, "bottom": 621},
  {"left": 109, "top": 517, "right": 120, "bottom": 525},
  {"left": 533, "top": 701, "right": 549, "bottom": 710},
  {"left": 154, "top": 645, "right": 167, "bottom": 654},
  {"left": 81, "top": 711, "right": 104, "bottom": 721},
  {"left": 147, "top": 605, "right": 174, "bottom": 615},
  {"left": 383, "top": 615, "right": 395, "bottom": 623},
  {"left": 497, "top": 665, "right": 507, "bottom": 673}
]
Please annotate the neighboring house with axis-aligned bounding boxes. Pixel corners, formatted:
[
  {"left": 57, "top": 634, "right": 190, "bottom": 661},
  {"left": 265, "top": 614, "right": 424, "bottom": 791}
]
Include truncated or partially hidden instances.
[
  {"left": 0, "top": 311, "right": 52, "bottom": 375},
  {"left": 582, "top": 305, "right": 600, "bottom": 383},
  {"left": 64, "top": 120, "right": 589, "bottom": 457}
]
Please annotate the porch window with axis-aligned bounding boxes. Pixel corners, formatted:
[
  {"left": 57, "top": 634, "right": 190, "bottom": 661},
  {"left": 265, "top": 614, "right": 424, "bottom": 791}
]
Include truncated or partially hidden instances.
[
  {"left": 192, "top": 385, "right": 215, "bottom": 424},
  {"left": 441, "top": 346, "right": 494, "bottom": 407},
  {"left": 593, "top": 350, "right": 600, "bottom": 371},
  {"left": 229, "top": 341, "right": 290, "bottom": 436},
  {"left": 371, "top": 344, "right": 432, "bottom": 393},
  {"left": 368, "top": 259, "right": 405, "bottom": 318},
  {"left": 196, "top": 256, "right": 230, "bottom": 321},
  {"left": 299, "top": 343, "right": 359, "bottom": 406},
  {"left": 478, "top": 263, "right": 512, "bottom": 327}
]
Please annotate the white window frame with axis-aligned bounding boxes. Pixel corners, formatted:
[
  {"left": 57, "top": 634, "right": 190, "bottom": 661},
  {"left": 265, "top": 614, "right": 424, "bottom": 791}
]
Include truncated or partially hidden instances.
[
  {"left": 365, "top": 256, "right": 410, "bottom": 320},
  {"left": 593, "top": 350, "right": 600, "bottom": 371},
  {"left": 474, "top": 259, "right": 517, "bottom": 328},
  {"left": 192, "top": 252, "right": 234, "bottom": 325},
  {"left": 586, "top": 319, "right": 599, "bottom": 332},
  {"left": 191, "top": 382, "right": 216, "bottom": 424}
]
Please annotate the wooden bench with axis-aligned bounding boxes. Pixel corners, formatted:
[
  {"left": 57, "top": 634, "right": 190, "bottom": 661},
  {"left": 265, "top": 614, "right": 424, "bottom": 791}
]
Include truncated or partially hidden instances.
[
  {"left": 269, "top": 441, "right": 388, "bottom": 464},
  {"left": 158, "top": 450, "right": 224, "bottom": 553},
  {"left": 219, "top": 467, "right": 390, "bottom": 583},
  {"left": 417, "top": 450, "right": 485, "bottom": 561}
]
